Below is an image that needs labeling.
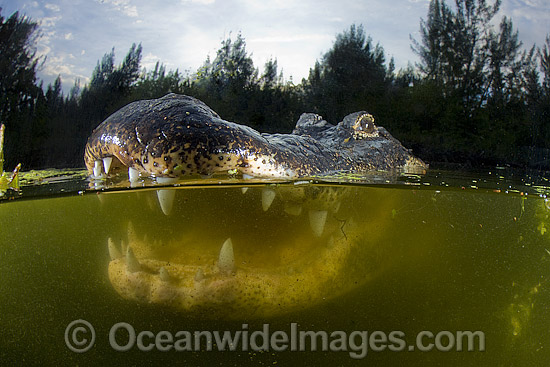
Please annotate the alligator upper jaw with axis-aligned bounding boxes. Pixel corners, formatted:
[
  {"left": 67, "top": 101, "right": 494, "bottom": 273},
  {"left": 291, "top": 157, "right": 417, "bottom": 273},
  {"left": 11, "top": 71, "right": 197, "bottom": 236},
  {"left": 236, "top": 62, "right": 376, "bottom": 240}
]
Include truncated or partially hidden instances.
[{"left": 106, "top": 219, "right": 358, "bottom": 319}]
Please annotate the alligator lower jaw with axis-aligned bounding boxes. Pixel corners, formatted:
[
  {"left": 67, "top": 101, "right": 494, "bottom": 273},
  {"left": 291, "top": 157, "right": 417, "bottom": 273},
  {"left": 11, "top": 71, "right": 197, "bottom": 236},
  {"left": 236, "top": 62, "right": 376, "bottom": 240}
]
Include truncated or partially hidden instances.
[{"left": 107, "top": 228, "right": 360, "bottom": 319}]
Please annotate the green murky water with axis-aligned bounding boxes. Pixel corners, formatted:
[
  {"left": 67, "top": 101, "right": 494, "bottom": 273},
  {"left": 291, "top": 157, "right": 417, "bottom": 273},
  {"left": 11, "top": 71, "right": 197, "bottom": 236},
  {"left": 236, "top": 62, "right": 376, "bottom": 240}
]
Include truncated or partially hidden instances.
[{"left": 1, "top": 169, "right": 550, "bottom": 366}]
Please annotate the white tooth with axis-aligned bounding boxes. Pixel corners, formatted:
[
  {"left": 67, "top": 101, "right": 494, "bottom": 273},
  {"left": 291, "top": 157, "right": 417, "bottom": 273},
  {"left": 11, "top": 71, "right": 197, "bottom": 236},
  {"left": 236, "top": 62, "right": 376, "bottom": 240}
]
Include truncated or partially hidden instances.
[
  {"left": 128, "top": 167, "right": 139, "bottom": 182},
  {"left": 156, "top": 177, "right": 178, "bottom": 215},
  {"left": 93, "top": 160, "right": 103, "bottom": 177},
  {"left": 309, "top": 210, "right": 328, "bottom": 237},
  {"left": 159, "top": 267, "right": 171, "bottom": 282},
  {"left": 194, "top": 268, "right": 205, "bottom": 282},
  {"left": 218, "top": 238, "right": 235, "bottom": 275},
  {"left": 284, "top": 203, "right": 303, "bottom": 216},
  {"left": 242, "top": 174, "right": 253, "bottom": 180},
  {"left": 126, "top": 247, "right": 141, "bottom": 273},
  {"left": 262, "top": 188, "right": 276, "bottom": 211},
  {"left": 241, "top": 187, "right": 249, "bottom": 194},
  {"left": 103, "top": 157, "right": 113, "bottom": 174},
  {"left": 156, "top": 177, "right": 178, "bottom": 185},
  {"left": 157, "top": 190, "right": 175, "bottom": 215},
  {"left": 108, "top": 238, "right": 122, "bottom": 260}
]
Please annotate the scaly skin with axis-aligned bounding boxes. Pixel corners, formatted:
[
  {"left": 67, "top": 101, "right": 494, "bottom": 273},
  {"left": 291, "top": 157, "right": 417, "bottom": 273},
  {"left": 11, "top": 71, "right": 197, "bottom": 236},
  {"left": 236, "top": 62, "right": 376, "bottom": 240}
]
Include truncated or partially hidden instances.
[{"left": 84, "top": 93, "right": 427, "bottom": 179}]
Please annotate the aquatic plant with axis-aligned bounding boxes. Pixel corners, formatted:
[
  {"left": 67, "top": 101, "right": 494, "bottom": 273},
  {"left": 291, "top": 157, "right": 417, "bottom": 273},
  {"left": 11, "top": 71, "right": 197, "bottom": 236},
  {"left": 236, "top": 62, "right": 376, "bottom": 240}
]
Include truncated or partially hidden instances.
[{"left": 0, "top": 124, "right": 21, "bottom": 196}]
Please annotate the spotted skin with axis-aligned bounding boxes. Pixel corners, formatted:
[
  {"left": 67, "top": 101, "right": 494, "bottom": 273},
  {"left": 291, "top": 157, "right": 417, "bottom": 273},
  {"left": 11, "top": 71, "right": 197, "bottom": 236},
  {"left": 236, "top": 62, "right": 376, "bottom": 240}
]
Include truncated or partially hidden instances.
[{"left": 84, "top": 93, "right": 426, "bottom": 178}]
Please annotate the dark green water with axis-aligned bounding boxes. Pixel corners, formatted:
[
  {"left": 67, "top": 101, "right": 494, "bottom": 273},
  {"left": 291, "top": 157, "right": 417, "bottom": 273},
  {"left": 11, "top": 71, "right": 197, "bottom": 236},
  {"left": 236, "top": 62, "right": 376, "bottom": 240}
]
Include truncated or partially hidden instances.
[{"left": 1, "top": 169, "right": 550, "bottom": 366}]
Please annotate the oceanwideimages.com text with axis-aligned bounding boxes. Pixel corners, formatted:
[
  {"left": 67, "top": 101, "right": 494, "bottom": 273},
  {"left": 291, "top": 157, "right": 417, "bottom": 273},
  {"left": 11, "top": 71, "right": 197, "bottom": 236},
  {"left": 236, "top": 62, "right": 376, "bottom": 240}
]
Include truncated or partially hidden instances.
[{"left": 65, "top": 320, "right": 485, "bottom": 358}]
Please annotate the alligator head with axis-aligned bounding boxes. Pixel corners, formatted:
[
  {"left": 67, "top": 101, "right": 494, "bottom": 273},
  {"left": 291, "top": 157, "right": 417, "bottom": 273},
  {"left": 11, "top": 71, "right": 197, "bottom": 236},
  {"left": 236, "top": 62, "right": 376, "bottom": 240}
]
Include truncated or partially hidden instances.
[{"left": 85, "top": 93, "right": 426, "bottom": 318}]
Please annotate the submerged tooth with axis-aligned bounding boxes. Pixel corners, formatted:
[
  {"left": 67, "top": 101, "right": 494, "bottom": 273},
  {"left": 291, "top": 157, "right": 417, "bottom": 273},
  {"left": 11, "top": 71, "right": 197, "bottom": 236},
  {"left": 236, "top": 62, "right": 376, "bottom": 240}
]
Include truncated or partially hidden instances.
[
  {"left": 93, "top": 160, "right": 103, "bottom": 177},
  {"left": 218, "top": 238, "right": 235, "bottom": 275},
  {"left": 241, "top": 187, "right": 249, "bottom": 194},
  {"left": 125, "top": 247, "right": 141, "bottom": 273},
  {"left": 261, "top": 188, "right": 276, "bottom": 211},
  {"left": 156, "top": 177, "right": 178, "bottom": 215},
  {"left": 103, "top": 156, "right": 113, "bottom": 174},
  {"left": 128, "top": 167, "right": 139, "bottom": 182},
  {"left": 284, "top": 203, "right": 303, "bottom": 216},
  {"left": 108, "top": 237, "right": 122, "bottom": 260},
  {"left": 159, "top": 267, "right": 171, "bottom": 282},
  {"left": 156, "top": 190, "right": 176, "bottom": 215},
  {"left": 194, "top": 268, "right": 205, "bottom": 282},
  {"left": 309, "top": 210, "right": 328, "bottom": 237}
]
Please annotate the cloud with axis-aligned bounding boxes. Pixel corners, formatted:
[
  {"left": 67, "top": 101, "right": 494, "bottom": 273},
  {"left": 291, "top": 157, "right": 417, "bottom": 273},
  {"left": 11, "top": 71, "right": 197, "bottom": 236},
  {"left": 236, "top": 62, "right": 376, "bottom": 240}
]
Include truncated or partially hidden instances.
[
  {"left": 181, "top": 0, "right": 215, "bottom": 5},
  {"left": 45, "top": 3, "right": 60, "bottom": 12},
  {"left": 96, "top": 0, "right": 139, "bottom": 17}
]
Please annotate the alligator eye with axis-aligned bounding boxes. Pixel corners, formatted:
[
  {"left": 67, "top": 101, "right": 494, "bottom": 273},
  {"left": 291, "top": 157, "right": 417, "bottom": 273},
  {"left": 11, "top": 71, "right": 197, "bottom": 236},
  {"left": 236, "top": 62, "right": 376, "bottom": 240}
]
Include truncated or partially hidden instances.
[{"left": 356, "top": 114, "right": 376, "bottom": 133}]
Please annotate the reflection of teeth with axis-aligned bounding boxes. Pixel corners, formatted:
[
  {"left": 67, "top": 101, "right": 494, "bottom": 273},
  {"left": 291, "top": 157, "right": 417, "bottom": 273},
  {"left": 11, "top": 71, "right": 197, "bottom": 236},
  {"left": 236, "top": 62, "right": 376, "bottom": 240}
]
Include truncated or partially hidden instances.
[
  {"left": 128, "top": 167, "right": 139, "bottom": 182},
  {"left": 194, "top": 268, "right": 205, "bottom": 282},
  {"left": 309, "top": 210, "right": 328, "bottom": 237},
  {"left": 93, "top": 160, "right": 103, "bottom": 177},
  {"left": 120, "top": 240, "right": 127, "bottom": 255},
  {"left": 241, "top": 187, "right": 248, "bottom": 194},
  {"left": 108, "top": 238, "right": 122, "bottom": 260},
  {"left": 126, "top": 247, "right": 141, "bottom": 273},
  {"left": 156, "top": 177, "right": 178, "bottom": 215},
  {"left": 332, "top": 201, "right": 341, "bottom": 214},
  {"left": 103, "top": 157, "right": 113, "bottom": 174},
  {"left": 218, "top": 238, "right": 235, "bottom": 275},
  {"left": 284, "top": 203, "right": 303, "bottom": 216},
  {"left": 159, "top": 267, "right": 171, "bottom": 282},
  {"left": 262, "top": 188, "right": 276, "bottom": 211}
]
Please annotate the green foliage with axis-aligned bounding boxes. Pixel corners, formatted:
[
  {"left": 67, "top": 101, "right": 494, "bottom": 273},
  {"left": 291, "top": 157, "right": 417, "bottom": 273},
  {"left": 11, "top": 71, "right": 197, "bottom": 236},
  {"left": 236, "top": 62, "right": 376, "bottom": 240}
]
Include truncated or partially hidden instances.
[
  {"left": 304, "top": 24, "right": 392, "bottom": 122},
  {"left": 0, "top": 9, "right": 44, "bottom": 169}
]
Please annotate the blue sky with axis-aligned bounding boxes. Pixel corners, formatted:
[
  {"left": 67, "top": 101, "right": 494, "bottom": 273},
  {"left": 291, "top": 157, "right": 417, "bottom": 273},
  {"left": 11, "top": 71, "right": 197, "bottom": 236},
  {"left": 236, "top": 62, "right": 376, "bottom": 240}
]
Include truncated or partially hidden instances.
[{"left": 1, "top": 0, "right": 549, "bottom": 94}]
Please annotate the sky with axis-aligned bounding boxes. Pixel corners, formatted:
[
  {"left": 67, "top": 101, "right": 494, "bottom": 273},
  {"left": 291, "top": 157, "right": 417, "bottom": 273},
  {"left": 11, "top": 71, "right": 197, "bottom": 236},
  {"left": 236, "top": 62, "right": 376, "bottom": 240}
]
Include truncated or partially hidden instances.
[{"left": 1, "top": 0, "right": 549, "bottom": 94}]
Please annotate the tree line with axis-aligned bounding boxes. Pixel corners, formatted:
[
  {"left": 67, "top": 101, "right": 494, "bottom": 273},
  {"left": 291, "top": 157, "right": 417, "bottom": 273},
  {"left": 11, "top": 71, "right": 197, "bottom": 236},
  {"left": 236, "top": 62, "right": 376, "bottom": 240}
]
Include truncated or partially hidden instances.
[{"left": 1, "top": 0, "right": 549, "bottom": 170}]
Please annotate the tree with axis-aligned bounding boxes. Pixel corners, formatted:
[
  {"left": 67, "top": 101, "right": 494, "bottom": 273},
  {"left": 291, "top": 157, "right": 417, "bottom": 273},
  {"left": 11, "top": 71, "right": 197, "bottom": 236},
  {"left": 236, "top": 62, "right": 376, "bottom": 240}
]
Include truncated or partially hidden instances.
[
  {"left": 304, "top": 24, "right": 392, "bottom": 122},
  {"left": 193, "top": 33, "right": 259, "bottom": 125},
  {"left": 0, "top": 9, "right": 43, "bottom": 169}
]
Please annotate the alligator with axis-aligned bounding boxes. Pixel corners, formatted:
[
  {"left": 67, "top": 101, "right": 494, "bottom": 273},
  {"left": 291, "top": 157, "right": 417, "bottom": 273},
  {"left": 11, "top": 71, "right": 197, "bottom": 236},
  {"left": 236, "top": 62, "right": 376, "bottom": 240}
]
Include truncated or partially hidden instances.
[{"left": 84, "top": 93, "right": 427, "bottom": 318}]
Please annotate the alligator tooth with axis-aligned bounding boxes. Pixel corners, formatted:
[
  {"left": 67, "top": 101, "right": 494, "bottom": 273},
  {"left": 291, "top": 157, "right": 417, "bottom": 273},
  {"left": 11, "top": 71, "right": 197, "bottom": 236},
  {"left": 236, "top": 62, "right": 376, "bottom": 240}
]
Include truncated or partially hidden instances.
[
  {"left": 126, "top": 247, "right": 141, "bottom": 273},
  {"left": 242, "top": 174, "right": 253, "bottom": 180},
  {"left": 120, "top": 240, "right": 127, "bottom": 255},
  {"left": 241, "top": 187, "right": 249, "bottom": 194},
  {"left": 156, "top": 177, "right": 178, "bottom": 215},
  {"left": 309, "top": 210, "right": 328, "bottom": 237},
  {"left": 128, "top": 167, "right": 139, "bottom": 182},
  {"left": 93, "top": 160, "right": 103, "bottom": 177},
  {"left": 159, "top": 267, "right": 171, "bottom": 282},
  {"left": 262, "top": 188, "right": 276, "bottom": 211},
  {"left": 103, "top": 157, "right": 113, "bottom": 174},
  {"left": 156, "top": 190, "right": 175, "bottom": 215},
  {"left": 284, "top": 203, "right": 303, "bottom": 216},
  {"left": 218, "top": 238, "right": 235, "bottom": 275},
  {"left": 194, "top": 268, "right": 205, "bottom": 282},
  {"left": 108, "top": 237, "right": 122, "bottom": 260}
]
